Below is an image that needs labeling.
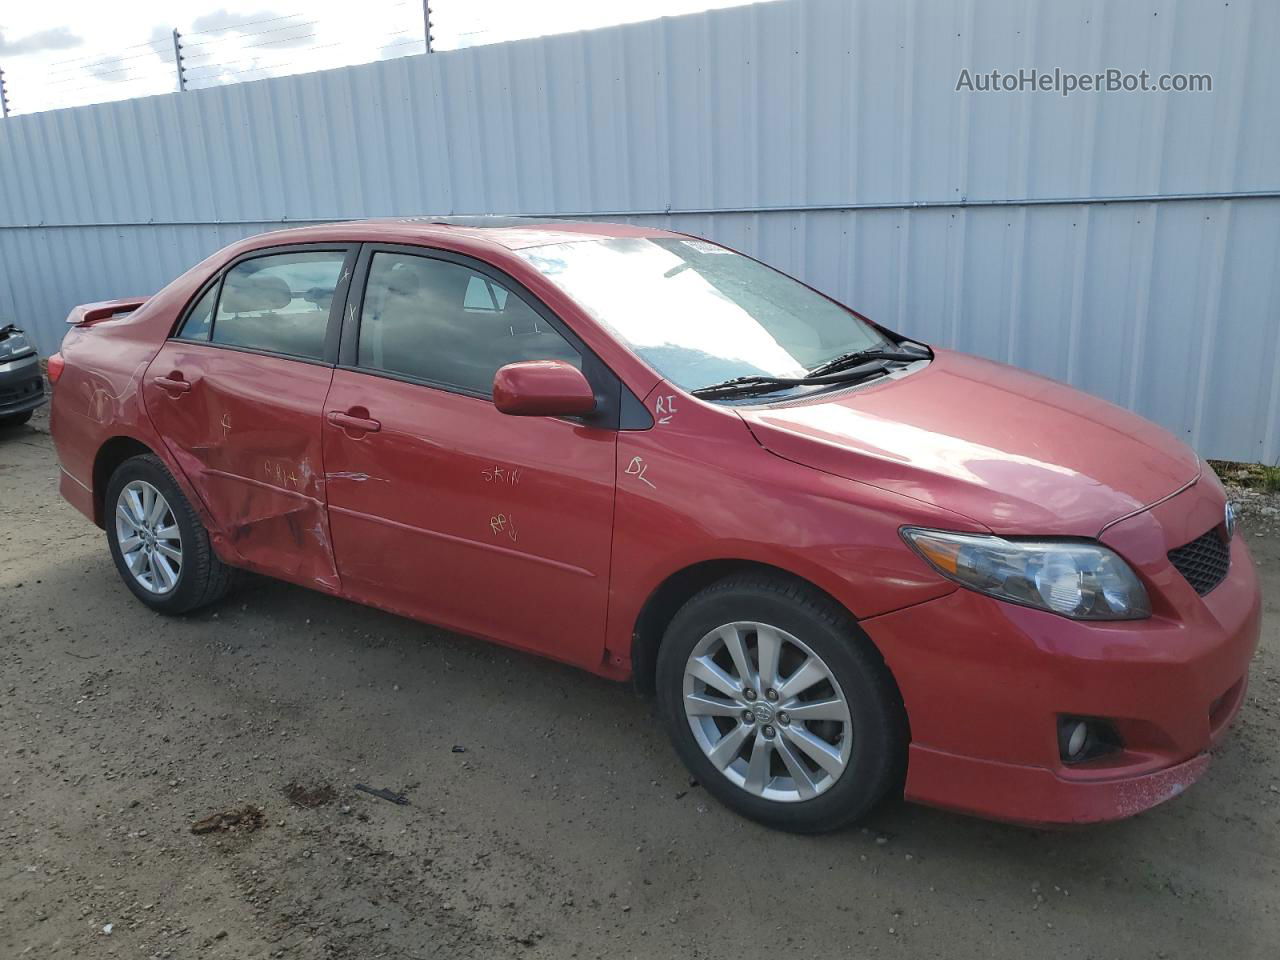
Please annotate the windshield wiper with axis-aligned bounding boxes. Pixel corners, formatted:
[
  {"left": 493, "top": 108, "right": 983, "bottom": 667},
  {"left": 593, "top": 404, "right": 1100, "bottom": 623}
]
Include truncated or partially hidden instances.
[
  {"left": 690, "top": 376, "right": 802, "bottom": 400},
  {"left": 805, "top": 344, "right": 930, "bottom": 379},
  {"left": 691, "top": 359, "right": 893, "bottom": 400}
]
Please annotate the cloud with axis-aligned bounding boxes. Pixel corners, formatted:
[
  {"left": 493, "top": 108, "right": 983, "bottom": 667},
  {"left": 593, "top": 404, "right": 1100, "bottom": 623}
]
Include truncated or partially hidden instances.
[
  {"left": 86, "top": 59, "right": 136, "bottom": 84},
  {"left": 147, "top": 25, "right": 174, "bottom": 64},
  {"left": 191, "top": 9, "right": 295, "bottom": 35},
  {"left": 266, "top": 33, "right": 316, "bottom": 50},
  {"left": 184, "top": 8, "right": 316, "bottom": 64},
  {"left": 0, "top": 26, "right": 83, "bottom": 56}
]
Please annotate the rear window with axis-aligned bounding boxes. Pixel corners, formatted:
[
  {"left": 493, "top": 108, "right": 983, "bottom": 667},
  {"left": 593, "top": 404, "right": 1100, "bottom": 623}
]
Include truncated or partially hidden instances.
[{"left": 208, "top": 252, "right": 346, "bottom": 360}]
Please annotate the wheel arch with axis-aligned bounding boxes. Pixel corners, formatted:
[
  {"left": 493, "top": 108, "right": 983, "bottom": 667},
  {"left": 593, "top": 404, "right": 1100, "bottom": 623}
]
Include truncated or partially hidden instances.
[
  {"left": 629, "top": 558, "right": 877, "bottom": 697},
  {"left": 91, "top": 435, "right": 155, "bottom": 527}
]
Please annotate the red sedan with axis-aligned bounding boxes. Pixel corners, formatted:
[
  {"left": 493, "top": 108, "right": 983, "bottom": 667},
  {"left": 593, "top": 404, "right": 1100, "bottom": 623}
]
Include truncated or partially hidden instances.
[{"left": 48, "top": 218, "right": 1261, "bottom": 831}]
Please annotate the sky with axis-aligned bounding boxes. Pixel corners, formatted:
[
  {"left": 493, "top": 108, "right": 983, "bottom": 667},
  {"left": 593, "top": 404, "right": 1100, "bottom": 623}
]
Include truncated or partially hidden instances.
[{"left": 0, "top": 0, "right": 755, "bottom": 116}]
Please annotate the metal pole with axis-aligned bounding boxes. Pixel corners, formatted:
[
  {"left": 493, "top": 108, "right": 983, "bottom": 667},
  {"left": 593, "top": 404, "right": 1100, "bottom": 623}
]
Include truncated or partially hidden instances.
[
  {"left": 0, "top": 68, "right": 10, "bottom": 118},
  {"left": 171, "top": 29, "right": 187, "bottom": 92},
  {"left": 423, "top": 0, "right": 434, "bottom": 53}
]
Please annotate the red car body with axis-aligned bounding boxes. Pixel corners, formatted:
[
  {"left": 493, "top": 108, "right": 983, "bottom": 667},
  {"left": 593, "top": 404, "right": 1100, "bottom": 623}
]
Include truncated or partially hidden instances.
[{"left": 49, "top": 219, "right": 1261, "bottom": 825}]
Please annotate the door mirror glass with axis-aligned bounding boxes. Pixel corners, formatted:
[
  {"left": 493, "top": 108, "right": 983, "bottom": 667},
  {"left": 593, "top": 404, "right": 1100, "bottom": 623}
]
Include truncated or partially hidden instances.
[{"left": 493, "top": 360, "right": 596, "bottom": 417}]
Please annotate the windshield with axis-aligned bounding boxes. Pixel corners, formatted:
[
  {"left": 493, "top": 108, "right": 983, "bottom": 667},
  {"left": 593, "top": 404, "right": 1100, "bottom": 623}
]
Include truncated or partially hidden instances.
[{"left": 516, "top": 237, "right": 890, "bottom": 392}]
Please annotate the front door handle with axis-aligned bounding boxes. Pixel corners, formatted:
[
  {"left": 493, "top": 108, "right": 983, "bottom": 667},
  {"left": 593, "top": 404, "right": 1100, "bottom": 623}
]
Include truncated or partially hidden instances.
[
  {"left": 153, "top": 374, "right": 191, "bottom": 394},
  {"left": 327, "top": 410, "right": 381, "bottom": 433}
]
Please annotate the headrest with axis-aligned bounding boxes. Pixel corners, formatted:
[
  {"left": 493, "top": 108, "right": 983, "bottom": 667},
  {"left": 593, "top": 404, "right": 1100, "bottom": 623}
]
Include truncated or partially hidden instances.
[
  {"left": 386, "top": 266, "right": 422, "bottom": 297},
  {"left": 221, "top": 273, "right": 292, "bottom": 313}
]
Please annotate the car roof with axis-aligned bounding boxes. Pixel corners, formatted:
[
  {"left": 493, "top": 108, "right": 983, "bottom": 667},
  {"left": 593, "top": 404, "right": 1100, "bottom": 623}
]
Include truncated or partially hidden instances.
[{"left": 239, "top": 216, "right": 685, "bottom": 252}]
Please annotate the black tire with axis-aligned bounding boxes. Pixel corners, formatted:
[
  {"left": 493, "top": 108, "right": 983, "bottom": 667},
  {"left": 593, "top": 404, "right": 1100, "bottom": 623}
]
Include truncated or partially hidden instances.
[
  {"left": 105, "top": 453, "right": 235, "bottom": 614},
  {"left": 0, "top": 409, "right": 33, "bottom": 427},
  {"left": 656, "top": 574, "right": 907, "bottom": 833}
]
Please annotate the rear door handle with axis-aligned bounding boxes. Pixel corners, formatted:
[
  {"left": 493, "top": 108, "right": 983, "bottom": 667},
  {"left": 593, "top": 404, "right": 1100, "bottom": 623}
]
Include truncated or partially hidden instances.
[
  {"left": 153, "top": 375, "right": 191, "bottom": 393},
  {"left": 327, "top": 410, "right": 381, "bottom": 433}
]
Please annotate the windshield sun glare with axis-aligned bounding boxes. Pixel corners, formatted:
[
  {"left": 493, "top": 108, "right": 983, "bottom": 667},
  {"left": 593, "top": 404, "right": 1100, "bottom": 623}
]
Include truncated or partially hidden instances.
[{"left": 517, "top": 237, "right": 889, "bottom": 394}]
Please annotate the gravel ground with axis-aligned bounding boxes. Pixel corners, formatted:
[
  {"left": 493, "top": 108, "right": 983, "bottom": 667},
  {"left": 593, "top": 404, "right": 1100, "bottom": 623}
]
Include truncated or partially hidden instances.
[{"left": 3, "top": 405, "right": 1278, "bottom": 959}]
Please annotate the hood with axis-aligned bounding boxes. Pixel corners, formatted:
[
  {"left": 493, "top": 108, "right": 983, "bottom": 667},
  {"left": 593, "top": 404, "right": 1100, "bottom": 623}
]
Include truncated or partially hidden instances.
[{"left": 739, "top": 350, "right": 1200, "bottom": 536}]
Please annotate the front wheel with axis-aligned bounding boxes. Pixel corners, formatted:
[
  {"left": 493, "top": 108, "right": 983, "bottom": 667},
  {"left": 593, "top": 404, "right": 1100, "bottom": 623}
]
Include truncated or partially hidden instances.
[
  {"left": 105, "top": 453, "right": 234, "bottom": 614},
  {"left": 656, "top": 575, "right": 907, "bottom": 833}
]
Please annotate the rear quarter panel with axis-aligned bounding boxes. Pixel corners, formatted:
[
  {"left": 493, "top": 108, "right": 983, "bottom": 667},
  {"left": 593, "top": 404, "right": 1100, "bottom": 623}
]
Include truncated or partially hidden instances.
[
  {"left": 52, "top": 320, "right": 169, "bottom": 514},
  {"left": 50, "top": 252, "right": 228, "bottom": 532}
]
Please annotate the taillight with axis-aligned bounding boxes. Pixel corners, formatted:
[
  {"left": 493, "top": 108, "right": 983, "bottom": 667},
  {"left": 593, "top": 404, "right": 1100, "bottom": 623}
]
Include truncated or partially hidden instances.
[{"left": 47, "top": 352, "right": 65, "bottom": 385}]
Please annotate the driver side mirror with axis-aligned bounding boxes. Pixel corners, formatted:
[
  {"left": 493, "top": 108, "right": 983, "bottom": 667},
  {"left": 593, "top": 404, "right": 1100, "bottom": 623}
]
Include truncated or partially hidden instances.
[{"left": 493, "top": 360, "right": 597, "bottom": 417}]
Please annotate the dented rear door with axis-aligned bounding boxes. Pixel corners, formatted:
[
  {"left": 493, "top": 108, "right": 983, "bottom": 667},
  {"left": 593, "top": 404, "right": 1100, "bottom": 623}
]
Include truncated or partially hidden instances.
[
  {"left": 143, "top": 245, "right": 357, "bottom": 591},
  {"left": 145, "top": 345, "right": 340, "bottom": 588}
]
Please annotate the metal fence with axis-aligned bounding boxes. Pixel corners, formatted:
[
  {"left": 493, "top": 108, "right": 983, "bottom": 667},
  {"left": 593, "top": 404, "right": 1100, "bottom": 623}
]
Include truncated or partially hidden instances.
[{"left": 1, "top": 0, "right": 1277, "bottom": 462}]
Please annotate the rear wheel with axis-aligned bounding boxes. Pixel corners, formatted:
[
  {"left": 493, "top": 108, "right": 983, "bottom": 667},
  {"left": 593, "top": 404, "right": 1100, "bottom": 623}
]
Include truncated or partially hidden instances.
[
  {"left": 105, "top": 454, "right": 234, "bottom": 613},
  {"left": 656, "top": 575, "right": 907, "bottom": 833}
]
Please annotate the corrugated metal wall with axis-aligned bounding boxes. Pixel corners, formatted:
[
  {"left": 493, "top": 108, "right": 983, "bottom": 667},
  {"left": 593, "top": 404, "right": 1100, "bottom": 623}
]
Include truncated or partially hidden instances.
[{"left": 1, "top": 0, "right": 1277, "bottom": 461}]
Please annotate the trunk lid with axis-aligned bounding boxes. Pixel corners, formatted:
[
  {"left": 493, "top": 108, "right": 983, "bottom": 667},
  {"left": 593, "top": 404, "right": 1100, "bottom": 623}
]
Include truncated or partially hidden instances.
[{"left": 66, "top": 297, "right": 149, "bottom": 327}]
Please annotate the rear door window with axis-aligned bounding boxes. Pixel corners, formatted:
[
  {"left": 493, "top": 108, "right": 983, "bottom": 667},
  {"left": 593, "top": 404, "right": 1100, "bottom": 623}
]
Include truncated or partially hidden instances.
[
  {"left": 211, "top": 252, "right": 346, "bottom": 360},
  {"left": 176, "top": 285, "right": 217, "bottom": 341},
  {"left": 356, "top": 252, "right": 581, "bottom": 395}
]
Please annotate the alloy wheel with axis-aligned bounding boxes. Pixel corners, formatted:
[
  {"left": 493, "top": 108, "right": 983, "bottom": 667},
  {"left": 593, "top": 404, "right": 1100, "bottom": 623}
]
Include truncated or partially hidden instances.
[
  {"left": 682, "top": 621, "right": 853, "bottom": 802},
  {"left": 115, "top": 479, "right": 183, "bottom": 594}
]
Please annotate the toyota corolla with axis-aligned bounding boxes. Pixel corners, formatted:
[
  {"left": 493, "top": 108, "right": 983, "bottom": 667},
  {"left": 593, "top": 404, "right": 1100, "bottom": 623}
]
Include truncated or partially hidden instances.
[{"left": 47, "top": 218, "right": 1261, "bottom": 832}]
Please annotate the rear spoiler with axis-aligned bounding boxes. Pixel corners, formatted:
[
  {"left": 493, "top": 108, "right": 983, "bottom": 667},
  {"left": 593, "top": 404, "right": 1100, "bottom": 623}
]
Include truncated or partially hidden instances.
[{"left": 66, "top": 297, "right": 149, "bottom": 326}]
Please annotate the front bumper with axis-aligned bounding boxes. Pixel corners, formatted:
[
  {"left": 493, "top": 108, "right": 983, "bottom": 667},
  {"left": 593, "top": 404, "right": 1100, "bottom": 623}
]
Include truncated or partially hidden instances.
[
  {"left": 864, "top": 520, "right": 1261, "bottom": 825},
  {"left": 0, "top": 352, "right": 47, "bottom": 416}
]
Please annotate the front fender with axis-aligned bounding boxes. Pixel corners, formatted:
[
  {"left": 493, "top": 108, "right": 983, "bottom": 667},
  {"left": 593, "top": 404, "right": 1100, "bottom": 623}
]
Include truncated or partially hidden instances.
[{"left": 604, "top": 389, "right": 974, "bottom": 672}]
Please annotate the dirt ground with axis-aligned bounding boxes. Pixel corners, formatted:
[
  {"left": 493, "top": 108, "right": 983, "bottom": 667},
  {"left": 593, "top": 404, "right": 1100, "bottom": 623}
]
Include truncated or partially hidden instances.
[{"left": 3, "top": 405, "right": 1278, "bottom": 960}]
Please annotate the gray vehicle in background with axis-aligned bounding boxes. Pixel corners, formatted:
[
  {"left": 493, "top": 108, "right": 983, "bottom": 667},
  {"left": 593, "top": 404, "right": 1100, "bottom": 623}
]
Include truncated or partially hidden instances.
[{"left": 0, "top": 324, "right": 46, "bottom": 426}]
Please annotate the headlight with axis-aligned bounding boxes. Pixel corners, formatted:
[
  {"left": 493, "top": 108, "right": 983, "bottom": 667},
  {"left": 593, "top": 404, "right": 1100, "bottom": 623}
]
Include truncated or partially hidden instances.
[
  {"left": 1224, "top": 501, "right": 1238, "bottom": 540},
  {"left": 0, "top": 331, "right": 32, "bottom": 360},
  {"left": 901, "top": 527, "right": 1150, "bottom": 620}
]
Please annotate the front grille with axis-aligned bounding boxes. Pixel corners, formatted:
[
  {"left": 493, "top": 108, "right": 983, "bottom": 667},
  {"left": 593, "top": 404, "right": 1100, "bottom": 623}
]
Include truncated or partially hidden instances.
[
  {"left": 1168, "top": 528, "right": 1230, "bottom": 596},
  {"left": 0, "top": 376, "right": 43, "bottom": 405}
]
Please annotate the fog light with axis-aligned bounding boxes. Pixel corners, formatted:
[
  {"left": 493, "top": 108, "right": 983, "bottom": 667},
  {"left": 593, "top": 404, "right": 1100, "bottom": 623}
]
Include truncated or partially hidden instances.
[
  {"left": 1067, "top": 721, "right": 1088, "bottom": 758},
  {"left": 1058, "top": 716, "right": 1121, "bottom": 764}
]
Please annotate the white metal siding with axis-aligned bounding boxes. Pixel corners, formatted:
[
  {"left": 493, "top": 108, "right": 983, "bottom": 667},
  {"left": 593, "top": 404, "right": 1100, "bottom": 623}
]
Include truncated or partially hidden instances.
[{"left": 1, "top": 0, "right": 1277, "bottom": 460}]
